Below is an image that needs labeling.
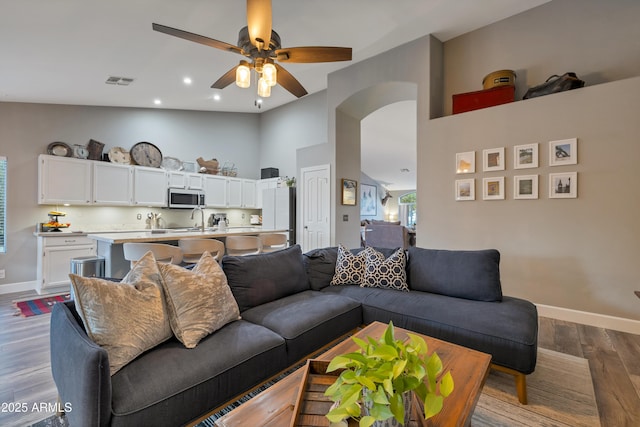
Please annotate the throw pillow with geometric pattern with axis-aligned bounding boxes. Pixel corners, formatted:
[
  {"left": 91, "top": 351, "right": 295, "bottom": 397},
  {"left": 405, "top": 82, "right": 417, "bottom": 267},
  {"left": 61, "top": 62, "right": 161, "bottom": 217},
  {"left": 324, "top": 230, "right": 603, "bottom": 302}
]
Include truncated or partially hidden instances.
[
  {"left": 362, "top": 247, "right": 408, "bottom": 291},
  {"left": 330, "top": 245, "right": 379, "bottom": 286}
]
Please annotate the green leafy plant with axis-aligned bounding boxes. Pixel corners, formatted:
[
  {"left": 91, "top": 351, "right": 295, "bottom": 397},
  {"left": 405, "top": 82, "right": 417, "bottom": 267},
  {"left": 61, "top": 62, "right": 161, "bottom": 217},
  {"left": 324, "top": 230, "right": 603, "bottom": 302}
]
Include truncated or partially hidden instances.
[{"left": 324, "top": 322, "right": 454, "bottom": 427}]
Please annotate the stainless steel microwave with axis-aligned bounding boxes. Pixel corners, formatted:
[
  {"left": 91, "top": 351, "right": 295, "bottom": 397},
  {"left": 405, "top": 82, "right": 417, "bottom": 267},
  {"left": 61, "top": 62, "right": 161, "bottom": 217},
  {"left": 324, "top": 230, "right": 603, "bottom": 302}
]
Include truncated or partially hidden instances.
[{"left": 167, "top": 188, "right": 205, "bottom": 209}]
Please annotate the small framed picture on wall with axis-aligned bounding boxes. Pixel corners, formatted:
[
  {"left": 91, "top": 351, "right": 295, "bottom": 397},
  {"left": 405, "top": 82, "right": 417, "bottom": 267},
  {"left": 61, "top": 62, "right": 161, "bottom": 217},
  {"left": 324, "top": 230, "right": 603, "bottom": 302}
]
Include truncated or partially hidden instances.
[
  {"left": 360, "top": 183, "right": 378, "bottom": 215},
  {"left": 483, "top": 147, "right": 505, "bottom": 172},
  {"left": 514, "top": 143, "right": 538, "bottom": 169},
  {"left": 514, "top": 175, "right": 538, "bottom": 199},
  {"left": 455, "top": 151, "right": 475, "bottom": 174},
  {"left": 341, "top": 179, "right": 357, "bottom": 205},
  {"left": 483, "top": 177, "right": 505, "bottom": 200},
  {"left": 549, "top": 172, "right": 577, "bottom": 198},
  {"left": 549, "top": 138, "right": 578, "bottom": 166},
  {"left": 455, "top": 178, "right": 475, "bottom": 201}
]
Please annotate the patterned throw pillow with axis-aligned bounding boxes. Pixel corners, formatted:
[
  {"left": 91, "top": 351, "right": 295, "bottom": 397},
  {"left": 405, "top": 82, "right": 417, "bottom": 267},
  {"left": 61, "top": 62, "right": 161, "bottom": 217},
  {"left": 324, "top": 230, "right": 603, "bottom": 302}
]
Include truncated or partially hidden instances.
[
  {"left": 362, "top": 247, "right": 408, "bottom": 291},
  {"left": 330, "top": 245, "right": 378, "bottom": 286},
  {"left": 70, "top": 251, "right": 173, "bottom": 375},
  {"left": 159, "top": 251, "right": 240, "bottom": 348}
]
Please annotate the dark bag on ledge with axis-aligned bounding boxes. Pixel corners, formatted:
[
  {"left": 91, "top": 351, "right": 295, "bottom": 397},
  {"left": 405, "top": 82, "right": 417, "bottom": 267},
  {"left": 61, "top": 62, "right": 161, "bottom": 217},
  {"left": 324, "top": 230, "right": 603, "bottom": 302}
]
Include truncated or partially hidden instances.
[{"left": 523, "top": 72, "right": 585, "bottom": 99}]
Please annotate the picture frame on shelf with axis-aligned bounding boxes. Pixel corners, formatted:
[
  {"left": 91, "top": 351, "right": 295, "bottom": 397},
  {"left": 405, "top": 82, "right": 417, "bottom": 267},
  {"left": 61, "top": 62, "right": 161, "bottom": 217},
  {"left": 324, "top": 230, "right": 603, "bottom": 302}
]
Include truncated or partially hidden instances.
[
  {"left": 341, "top": 179, "right": 357, "bottom": 206},
  {"left": 514, "top": 175, "right": 538, "bottom": 199},
  {"left": 455, "top": 178, "right": 475, "bottom": 201},
  {"left": 549, "top": 138, "right": 578, "bottom": 166},
  {"left": 483, "top": 177, "right": 505, "bottom": 200},
  {"left": 483, "top": 147, "right": 505, "bottom": 172},
  {"left": 455, "top": 151, "right": 475, "bottom": 174},
  {"left": 360, "top": 183, "right": 377, "bottom": 215},
  {"left": 549, "top": 172, "right": 577, "bottom": 198},
  {"left": 514, "top": 143, "right": 538, "bottom": 169}
]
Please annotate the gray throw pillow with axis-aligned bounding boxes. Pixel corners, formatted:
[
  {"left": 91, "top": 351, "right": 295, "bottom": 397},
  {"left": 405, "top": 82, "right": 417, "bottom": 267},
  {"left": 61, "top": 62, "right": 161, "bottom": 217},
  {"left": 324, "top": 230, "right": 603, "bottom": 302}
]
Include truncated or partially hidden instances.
[
  {"left": 303, "top": 246, "right": 339, "bottom": 290},
  {"left": 222, "top": 244, "right": 309, "bottom": 312},
  {"left": 407, "top": 247, "right": 503, "bottom": 301}
]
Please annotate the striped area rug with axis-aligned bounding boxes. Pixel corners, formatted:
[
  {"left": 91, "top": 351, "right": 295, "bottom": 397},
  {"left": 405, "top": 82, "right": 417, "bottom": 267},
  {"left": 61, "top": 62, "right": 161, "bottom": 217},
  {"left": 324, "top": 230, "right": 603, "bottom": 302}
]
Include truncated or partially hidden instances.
[{"left": 13, "top": 293, "right": 71, "bottom": 317}]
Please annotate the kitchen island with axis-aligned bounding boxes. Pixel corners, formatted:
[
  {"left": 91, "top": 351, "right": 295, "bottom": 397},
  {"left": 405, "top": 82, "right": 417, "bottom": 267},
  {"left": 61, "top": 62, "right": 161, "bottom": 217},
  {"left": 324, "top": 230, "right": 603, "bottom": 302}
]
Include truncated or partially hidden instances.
[{"left": 87, "top": 227, "right": 289, "bottom": 278}]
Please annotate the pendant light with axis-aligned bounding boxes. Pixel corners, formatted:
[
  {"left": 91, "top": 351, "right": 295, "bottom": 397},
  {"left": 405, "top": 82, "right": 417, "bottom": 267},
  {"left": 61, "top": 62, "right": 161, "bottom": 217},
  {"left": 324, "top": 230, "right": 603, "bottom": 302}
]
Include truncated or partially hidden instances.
[
  {"left": 263, "top": 60, "right": 277, "bottom": 87},
  {"left": 235, "top": 61, "right": 251, "bottom": 88},
  {"left": 257, "top": 76, "right": 271, "bottom": 97}
]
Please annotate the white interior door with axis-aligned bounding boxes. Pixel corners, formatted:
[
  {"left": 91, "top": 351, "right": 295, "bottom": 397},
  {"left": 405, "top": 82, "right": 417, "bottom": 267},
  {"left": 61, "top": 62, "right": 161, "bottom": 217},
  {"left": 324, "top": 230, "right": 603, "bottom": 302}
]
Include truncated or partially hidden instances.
[{"left": 300, "top": 164, "right": 330, "bottom": 252}]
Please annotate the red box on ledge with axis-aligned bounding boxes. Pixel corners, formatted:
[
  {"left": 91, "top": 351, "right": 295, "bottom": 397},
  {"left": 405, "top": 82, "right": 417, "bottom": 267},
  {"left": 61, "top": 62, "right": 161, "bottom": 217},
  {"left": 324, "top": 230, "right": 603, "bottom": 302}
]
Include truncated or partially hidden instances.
[{"left": 452, "top": 85, "right": 515, "bottom": 114}]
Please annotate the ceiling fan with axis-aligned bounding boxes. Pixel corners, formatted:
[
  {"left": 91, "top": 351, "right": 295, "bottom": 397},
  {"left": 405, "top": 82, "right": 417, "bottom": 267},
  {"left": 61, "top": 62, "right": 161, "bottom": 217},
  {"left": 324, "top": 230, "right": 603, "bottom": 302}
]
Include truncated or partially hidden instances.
[{"left": 152, "top": 0, "right": 352, "bottom": 99}]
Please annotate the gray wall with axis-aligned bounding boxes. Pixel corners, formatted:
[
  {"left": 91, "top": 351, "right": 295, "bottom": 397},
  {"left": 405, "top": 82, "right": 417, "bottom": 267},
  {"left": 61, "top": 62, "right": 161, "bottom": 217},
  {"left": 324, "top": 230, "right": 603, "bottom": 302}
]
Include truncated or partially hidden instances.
[{"left": 0, "top": 102, "right": 259, "bottom": 289}]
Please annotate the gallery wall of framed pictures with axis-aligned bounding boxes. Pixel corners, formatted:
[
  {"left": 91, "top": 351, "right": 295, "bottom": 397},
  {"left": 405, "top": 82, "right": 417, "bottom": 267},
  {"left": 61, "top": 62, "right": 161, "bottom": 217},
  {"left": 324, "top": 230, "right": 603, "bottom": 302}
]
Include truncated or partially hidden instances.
[{"left": 455, "top": 138, "right": 578, "bottom": 201}]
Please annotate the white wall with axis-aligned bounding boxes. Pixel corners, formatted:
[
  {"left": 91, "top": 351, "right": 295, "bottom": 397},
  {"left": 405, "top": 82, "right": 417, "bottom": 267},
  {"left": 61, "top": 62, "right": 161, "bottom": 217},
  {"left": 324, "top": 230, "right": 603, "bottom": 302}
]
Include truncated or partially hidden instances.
[{"left": 0, "top": 102, "right": 260, "bottom": 289}]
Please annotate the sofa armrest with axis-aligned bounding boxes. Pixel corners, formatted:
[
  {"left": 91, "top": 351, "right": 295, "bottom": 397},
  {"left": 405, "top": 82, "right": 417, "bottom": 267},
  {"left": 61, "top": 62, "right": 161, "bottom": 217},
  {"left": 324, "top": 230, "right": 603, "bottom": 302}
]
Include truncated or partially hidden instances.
[{"left": 50, "top": 302, "right": 112, "bottom": 427}]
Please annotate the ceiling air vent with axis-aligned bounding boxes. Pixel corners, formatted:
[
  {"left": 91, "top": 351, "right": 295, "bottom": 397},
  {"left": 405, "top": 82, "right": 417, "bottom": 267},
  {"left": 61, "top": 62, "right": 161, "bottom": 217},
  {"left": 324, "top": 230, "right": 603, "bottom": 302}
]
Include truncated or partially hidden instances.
[{"left": 105, "top": 76, "right": 135, "bottom": 86}]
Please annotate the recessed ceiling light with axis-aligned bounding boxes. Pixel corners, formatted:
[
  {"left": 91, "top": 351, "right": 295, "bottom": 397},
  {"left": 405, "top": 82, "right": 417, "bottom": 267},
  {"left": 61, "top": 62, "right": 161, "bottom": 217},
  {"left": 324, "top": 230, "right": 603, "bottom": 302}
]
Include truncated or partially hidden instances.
[
  {"left": 183, "top": 77, "right": 192, "bottom": 85},
  {"left": 213, "top": 94, "right": 221, "bottom": 101},
  {"left": 153, "top": 99, "right": 162, "bottom": 105}
]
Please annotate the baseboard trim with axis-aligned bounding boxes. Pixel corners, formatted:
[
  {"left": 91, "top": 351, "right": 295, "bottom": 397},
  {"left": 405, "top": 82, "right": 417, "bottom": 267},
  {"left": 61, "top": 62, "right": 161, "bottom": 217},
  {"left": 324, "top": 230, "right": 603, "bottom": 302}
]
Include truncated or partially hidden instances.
[
  {"left": 0, "top": 281, "right": 37, "bottom": 295},
  {"left": 537, "top": 304, "right": 640, "bottom": 335}
]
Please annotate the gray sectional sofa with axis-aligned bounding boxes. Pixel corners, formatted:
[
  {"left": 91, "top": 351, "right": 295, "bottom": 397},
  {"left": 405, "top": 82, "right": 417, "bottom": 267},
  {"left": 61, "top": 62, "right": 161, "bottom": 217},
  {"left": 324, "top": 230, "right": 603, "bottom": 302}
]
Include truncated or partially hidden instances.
[{"left": 50, "top": 244, "right": 538, "bottom": 427}]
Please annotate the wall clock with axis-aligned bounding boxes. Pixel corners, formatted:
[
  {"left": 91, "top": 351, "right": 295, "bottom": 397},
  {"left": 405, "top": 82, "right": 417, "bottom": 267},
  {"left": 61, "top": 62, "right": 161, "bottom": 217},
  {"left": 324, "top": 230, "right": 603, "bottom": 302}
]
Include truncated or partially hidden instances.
[{"left": 130, "top": 141, "right": 163, "bottom": 168}]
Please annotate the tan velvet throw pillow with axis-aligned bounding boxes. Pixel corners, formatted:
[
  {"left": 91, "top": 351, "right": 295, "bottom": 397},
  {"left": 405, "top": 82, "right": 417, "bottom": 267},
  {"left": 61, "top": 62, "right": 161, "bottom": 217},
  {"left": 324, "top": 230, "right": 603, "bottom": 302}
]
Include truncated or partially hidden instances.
[
  {"left": 70, "top": 251, "right": 172, "bottom": 375},
  {"left": 158, "top": 251, "right": 240, "bottom": 348}
]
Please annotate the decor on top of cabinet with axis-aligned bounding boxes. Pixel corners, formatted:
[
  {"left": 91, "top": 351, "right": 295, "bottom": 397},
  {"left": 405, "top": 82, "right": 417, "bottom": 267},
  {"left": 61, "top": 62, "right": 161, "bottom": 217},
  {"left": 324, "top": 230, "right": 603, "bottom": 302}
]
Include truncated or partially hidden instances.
[
  {"left": 108, "top": 147, "right": 131, "bottom": 164},
  {"left": 161, "top": 157, "right": 183, "bottom": 171},
  {"left": 130, "top": 141, "right": 163, "bottom": 168},
  {"left": 220, "top": 161, "right": 237, "bottom": 177},
  {"left": 87, "top": 139, "right": 105, "bottom": 160},
  {"left": 47, "top": 142, "right": 73, "bottom": 157},
  {"left": 196, "top": 157, "right": 220, "bottom": 174}
]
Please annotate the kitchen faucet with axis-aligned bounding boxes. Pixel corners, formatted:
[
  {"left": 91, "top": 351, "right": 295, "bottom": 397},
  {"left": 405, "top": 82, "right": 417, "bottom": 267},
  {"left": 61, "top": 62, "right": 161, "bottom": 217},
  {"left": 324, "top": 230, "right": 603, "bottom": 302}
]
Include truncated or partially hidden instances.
[{"left": 190, "top": 207, "right": 205, "bottom": 232}]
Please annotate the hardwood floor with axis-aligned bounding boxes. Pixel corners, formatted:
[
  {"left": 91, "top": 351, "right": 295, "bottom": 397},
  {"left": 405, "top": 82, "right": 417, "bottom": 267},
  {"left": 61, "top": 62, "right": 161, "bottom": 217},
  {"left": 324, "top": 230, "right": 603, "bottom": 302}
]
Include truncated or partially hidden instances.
[{"left": 1, "top": 290, "right": 639, "bottom": 427}]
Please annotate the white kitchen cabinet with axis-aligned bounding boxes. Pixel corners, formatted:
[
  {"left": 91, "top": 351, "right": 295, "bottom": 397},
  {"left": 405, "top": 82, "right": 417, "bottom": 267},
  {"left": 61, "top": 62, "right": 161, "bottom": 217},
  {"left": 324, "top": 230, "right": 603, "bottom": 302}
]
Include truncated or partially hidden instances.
[
  {"left": 92, "top": 162, "right": 133, "bottom": 205},
  {"left": 133, "top": 167, "right": 167, "bottom": 206},
  {"left": 36, "top": 235, "right": 96, "bottom": 294},
  {"left": 168, "top": 171, "right": 204, "bottom": 190},
  {"left": 204, "top": 175, "right": 228, "bottom": 207},
  {"left": 227, "top": 178, "right": 243, "bottom": 207},
  {"left": 38, "top": 155, "right": 92, "bottom": 205},
  {"left": 256, "top": 177, "right": 280, "bottom": 208},
  {"left": 242, "top": 179, "right": 257, "bottom": 208}
]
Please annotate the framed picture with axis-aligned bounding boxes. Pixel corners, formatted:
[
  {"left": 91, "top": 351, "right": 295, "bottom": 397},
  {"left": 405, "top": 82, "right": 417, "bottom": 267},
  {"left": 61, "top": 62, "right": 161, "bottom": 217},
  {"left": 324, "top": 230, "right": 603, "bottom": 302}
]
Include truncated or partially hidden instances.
[
  {"left": 549, "top": 172, "right": 577, "bottom": 198},
  {"left": 514, "top": 175, "right": 538, "bottom": 199},
  {"left": 360, "top": 183, "right": 377, "bottom": 215},
  {"left": 483, "top": 177, "right": 504, "bottom": 200},
  {"left": 341, "top": 179, "right": 357, "bottom": 205},
  {"left": 455, "top": 178, "right": 475, "bottom": 201},
  {"left": 455, "top": 151, "right": 475, "bottom": 174},
  {"left": 483, "top": 147, "right": 505, "bottom": 171},
  {"left": 514, "top": 143, "right": 538, "bottom": 169},
  {"left": 549, "top": 138, "right": 578, "bottom": 166}
]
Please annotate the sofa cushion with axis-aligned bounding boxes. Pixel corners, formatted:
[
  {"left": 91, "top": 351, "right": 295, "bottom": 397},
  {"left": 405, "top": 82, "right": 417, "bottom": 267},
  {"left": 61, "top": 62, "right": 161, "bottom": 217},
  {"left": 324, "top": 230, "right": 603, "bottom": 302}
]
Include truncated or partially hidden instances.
[
  {"left": 223, "top": 244, "right": 309, "bottom": 312},
  {"left": 241, "top": 290, "right": 362, "bottom": 364},
  {"left": 158, "top": 251, "right": 240, "bottom": 348},
  {"left": 407, "top": 247, "right": 503, "bottom": 302},
  {"left": 69, "top": 251, "right": 172, "bottom": 375},
  {"left": 362, "top": 247, "right": 408, "bottom": 291}
]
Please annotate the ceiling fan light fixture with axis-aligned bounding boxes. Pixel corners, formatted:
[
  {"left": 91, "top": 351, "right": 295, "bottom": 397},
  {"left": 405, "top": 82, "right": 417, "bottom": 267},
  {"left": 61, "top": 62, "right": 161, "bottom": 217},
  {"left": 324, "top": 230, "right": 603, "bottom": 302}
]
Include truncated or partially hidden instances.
[
  {"left": 257, "top": 76, "right": 271, "bottom": 97},
  {"left": 235, "top": 61, "right": 251, "bottom": 88},
  {"left": 263, "top": 61, "right": 277, "bottom": 87}
]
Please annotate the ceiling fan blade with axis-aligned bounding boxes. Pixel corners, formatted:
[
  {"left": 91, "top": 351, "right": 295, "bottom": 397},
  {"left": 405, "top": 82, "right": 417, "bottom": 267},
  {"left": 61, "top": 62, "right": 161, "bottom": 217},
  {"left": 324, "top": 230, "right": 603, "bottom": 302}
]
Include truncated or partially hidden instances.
[
  {"left": 275, "top": 64, "right": 308, "bottom": 98},
  {"left": 152, "top": 23, "right": 245, "bottom": 56},
  {"left": 246, "top": 0, "right": 272, "bottom": 50},
  {"left": 211, "top": 66, "right": 239, "bottom": 89},
  {"left": 275, "top": 46, "right": 352, "bottom": 63}
]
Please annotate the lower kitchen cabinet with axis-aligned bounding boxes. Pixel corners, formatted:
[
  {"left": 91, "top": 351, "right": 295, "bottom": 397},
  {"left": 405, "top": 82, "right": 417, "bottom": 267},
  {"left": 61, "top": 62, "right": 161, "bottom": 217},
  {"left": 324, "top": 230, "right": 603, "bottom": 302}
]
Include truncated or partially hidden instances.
[{"left": 36, "top": 235, "right": 96, "bottom": 294}]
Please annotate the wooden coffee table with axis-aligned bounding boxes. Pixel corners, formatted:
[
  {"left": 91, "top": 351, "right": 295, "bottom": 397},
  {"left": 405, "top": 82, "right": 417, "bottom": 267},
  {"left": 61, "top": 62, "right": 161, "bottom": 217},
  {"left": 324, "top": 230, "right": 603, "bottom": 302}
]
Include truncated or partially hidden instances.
[{"left": 215, "top": 321, "right": 491, "bottom": 427}]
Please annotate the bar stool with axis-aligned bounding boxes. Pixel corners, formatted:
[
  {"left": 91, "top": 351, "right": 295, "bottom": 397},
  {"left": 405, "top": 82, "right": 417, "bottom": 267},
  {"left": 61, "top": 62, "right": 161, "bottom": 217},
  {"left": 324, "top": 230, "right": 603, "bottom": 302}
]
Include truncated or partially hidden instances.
[
  {"left": 259, "top": 233, "right": 288, "bottom": 253},
  {"left": 178, "top": 238, "right": 225, "bottom": 263},
  {"left": 123, "top": 243, "right": 183, "bottom": 267},
  {"left": 225, "top": 236, "right": 262, "bottom": 256}
]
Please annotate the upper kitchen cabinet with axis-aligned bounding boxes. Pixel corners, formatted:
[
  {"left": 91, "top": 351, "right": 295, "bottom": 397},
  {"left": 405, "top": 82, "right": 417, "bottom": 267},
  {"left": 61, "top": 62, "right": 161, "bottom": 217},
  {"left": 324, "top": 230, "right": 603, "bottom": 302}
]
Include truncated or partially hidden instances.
[
  {"left": 256, "top": 178, "right": 280, "bottom": 208},
  {"left": 227, "top": 178, "right": 243, "bottom": 207},
  {"left": 133, "top": 167, "right": 167, "bottom": 207},
  {"left": 203, "top": 174, "right": 228, "bottom": 208},
  {"left": 92, "top": 162, "right": 133, "bottom": 205},
  {"left": 242, "top": 179, "right": 256, "bottom": 208},
  {"left": 38, "top": 154, "right": 92, "bottom": 205},
  {"left": 168, "top": 171, "right": 204, "bottom": 190}
]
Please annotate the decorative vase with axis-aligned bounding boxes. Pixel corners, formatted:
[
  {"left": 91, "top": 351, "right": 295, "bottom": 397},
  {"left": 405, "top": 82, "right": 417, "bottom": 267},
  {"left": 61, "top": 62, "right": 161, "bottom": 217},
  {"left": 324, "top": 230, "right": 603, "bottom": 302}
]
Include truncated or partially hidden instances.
[{"left": 362, "top": 391, "right": 413, "bottom": 427}]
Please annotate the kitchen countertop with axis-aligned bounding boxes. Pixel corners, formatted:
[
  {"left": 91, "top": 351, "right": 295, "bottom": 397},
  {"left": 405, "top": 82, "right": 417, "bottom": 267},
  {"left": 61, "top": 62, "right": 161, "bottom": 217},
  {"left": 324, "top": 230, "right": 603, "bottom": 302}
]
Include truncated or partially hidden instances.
[{"left": 85, "top": 227, "right": 288, "bottom": 244}]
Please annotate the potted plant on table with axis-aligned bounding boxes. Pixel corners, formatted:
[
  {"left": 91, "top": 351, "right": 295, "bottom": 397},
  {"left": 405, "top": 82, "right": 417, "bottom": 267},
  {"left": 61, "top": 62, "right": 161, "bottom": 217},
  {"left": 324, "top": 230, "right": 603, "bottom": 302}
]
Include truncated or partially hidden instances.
[{"left": 324, "top": 322, "right": 454, "bottom": 427}]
